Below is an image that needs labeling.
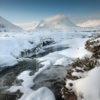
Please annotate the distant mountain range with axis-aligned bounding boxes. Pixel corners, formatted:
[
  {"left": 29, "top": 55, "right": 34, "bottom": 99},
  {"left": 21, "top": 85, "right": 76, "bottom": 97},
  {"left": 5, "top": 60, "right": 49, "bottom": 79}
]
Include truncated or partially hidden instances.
[{"left": 0, "top": 15, "right": 100, "bottom": 32}]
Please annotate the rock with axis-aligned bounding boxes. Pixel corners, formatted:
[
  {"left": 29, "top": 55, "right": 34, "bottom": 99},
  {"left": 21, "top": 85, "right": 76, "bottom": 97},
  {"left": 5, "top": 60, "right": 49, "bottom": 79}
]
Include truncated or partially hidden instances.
[{"left": 0, "top": 93, "right": 17, "bottom": 100}]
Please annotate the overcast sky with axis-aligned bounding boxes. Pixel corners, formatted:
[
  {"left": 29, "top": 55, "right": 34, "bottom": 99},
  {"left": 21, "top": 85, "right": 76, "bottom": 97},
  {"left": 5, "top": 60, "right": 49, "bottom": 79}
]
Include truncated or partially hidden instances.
[{"left": 0, "top": 0, "right": 100, "bottom": 23}]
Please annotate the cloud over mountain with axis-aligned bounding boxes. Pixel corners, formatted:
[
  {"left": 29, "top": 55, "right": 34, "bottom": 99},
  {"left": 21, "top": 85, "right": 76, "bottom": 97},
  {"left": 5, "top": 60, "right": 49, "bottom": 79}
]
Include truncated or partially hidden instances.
[{"left": 77, "top": 20, "right": 100, "bottom": 27}]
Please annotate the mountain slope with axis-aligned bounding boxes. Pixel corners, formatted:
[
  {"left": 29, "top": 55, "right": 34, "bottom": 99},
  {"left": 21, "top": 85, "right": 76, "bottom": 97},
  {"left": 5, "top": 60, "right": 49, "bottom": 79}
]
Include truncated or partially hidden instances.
[{"left": 0, "top": 16, "right": 23, "bottom": 32}]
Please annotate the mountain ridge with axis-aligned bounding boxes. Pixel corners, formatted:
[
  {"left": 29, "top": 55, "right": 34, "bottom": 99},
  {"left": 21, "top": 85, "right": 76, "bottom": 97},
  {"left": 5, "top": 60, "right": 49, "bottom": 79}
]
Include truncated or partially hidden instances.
[{"left": 0, "top": 16, "right": 23, "bottom": 32}]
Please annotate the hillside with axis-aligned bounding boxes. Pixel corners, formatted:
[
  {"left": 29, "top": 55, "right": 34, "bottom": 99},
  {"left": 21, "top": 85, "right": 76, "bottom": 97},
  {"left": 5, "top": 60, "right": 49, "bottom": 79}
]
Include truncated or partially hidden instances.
[{"left": 0, "top": 16, "right": 22, "bottom": 32}]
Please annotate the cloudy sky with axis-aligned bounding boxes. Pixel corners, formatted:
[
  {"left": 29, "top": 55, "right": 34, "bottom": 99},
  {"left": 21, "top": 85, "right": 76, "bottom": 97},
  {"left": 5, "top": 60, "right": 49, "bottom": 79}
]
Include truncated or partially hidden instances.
[{"left": 0, "top": 0, "right": 100, "bottom": 23}]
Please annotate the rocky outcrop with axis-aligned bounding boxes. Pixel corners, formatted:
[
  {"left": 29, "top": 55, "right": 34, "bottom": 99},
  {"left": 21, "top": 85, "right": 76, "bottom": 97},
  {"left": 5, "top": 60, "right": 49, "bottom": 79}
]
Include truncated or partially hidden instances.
[{"left": 85, "top": 37, "right": 100, "bottom": 58}]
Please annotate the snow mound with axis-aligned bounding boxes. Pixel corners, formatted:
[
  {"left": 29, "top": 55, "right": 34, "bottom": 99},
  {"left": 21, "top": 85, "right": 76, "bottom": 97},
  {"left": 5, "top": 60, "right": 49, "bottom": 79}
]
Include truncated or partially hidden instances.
[{"left": 0, "top": 16, "right": 22, "bottom": 32}]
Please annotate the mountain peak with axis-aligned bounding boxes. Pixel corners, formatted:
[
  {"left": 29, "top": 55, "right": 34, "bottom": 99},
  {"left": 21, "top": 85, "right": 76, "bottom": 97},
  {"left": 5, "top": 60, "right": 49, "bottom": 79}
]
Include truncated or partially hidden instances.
[
  {"left": 45, "top": 14, "right": 67, "bottom": 21},
  {"left": 36, "top": 14, "right": 76, "bottom": 30}
]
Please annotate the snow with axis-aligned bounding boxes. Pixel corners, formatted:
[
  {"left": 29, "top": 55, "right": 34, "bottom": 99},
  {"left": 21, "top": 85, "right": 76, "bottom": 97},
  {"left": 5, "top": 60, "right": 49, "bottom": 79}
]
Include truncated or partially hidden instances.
[
  {"left": 38, "top": 53, "right": 66, "bottom": 65},
  {"left": 0, "top": 55, "right": 17, "bottom": 67},
  {"left": 72, "top": 71, "right": 86, "bottom": 78},
  {"left": 57, "top": 38, "right": 92, "bottom": 58},
  {"left": 17, "top": 70, "right": 33, "bottom": 88},
  {"left": 66, "top": 67, "right": 100, "bottom": 100},
  {"left": 75, "top": 67, "right": 100, "bottom": 100},
  {"left": 25, "top": 87, "right": 55, "bottom": 100},
  {"left": 0, "top": 35, "right": 35, "bottom": 67},
  {"left": 54, "top": 57, "right": 72, "bottom": 66}
]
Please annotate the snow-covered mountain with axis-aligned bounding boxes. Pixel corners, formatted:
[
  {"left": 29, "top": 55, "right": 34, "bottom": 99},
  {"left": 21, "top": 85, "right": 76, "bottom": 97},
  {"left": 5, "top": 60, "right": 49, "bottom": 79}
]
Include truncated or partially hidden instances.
[
  {"left": 36, "top": 15, "right": 77, "bottom": 31},
  {"left": 0, "top": 16, "right": 23, "bottom": 32}
]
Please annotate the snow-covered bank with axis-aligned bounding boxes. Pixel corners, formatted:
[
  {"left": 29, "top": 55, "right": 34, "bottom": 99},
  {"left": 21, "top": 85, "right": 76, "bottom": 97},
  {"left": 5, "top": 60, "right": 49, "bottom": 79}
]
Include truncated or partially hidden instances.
[{"left": 66, "top": 67, "right": 100, "bottom": 100}]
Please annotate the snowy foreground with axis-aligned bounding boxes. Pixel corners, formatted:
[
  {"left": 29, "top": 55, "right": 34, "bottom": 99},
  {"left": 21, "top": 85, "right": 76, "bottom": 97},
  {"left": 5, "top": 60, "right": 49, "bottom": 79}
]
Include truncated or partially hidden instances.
[
  {"left": 0, "top": 25, "right": 100, "bottom": 99},
  {"left": 0, "top": 29, "right": 93, "bottom": 99}
]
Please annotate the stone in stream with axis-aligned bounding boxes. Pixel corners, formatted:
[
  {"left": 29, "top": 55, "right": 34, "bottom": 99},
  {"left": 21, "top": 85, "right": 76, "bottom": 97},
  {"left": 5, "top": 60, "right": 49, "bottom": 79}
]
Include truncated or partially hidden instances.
[{"left": 0, "top": 93, "right": 17, "bottom": 100}]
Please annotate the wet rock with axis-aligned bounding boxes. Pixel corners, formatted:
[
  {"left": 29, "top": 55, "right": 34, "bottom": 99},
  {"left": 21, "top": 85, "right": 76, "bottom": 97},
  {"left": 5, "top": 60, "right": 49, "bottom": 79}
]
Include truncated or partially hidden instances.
[{"left": 0, "top": 93, "right": 17, "bottom": 100}]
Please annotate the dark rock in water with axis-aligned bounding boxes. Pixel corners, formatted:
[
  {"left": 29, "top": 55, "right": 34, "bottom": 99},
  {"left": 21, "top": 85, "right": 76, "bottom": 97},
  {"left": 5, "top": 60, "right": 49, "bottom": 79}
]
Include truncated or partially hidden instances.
[
  {"left": 19, "top": 37, "right": 69, "bottom": 58},
  {"left": 33, "top": 79, "right": 65, "bottom": 100},
  {"left": 0, "top": 93, "right": 17, "bottom": 100},
  {"left": 51, "top": 81, "right": 65, "bottom": 100},
  {"left": 31, "top": 45, "right": 69, "bottom": 58}
]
